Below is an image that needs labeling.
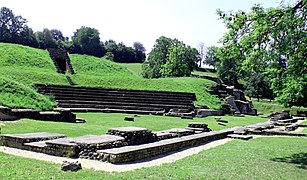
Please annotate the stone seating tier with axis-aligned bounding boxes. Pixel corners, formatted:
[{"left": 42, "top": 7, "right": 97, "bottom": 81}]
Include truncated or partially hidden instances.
[{"left": 36, "top": 84, "right": 196, "bottom": 114}]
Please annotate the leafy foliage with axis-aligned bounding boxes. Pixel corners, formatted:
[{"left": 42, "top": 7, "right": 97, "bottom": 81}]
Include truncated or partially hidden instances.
[
  {"left": 204, "top": 46, "right": 219, "bottom": 69},
  {"left": 142, "top": 36, "right": 198, "bottom": 78},
  {"left": 216, "top": 1, "right": 307, "bottom": 107},
  {"left": 244, "top": 73, "right": 273, "bottom": 101}
]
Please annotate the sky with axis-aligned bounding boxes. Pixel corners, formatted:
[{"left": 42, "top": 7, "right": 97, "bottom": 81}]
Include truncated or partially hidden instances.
[{"left": 1, "top": 0, "right": 290, "bottom": 52}]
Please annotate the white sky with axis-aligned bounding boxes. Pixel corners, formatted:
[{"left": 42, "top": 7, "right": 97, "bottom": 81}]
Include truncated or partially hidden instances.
[{"left": 1, "top": 0, "right": 289, "bottom": 52}]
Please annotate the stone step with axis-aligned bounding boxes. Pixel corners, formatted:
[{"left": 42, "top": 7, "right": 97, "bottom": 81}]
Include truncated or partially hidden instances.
[
  {"left": 56, "top": 100, "right": 193, "bottom": 110},
  {"left": 53, "top": 94, "right": 193, "bottom": 105},
  {"left": 285, "top": 123, "right": 299, "bottom": 131},
  {"left": 36, "top": 84, "right": 196, "bottom": 100},
  {"left": 1, "top": 132, "right": 66, "bottom": 149},
  {"left": 277, "top": 118, "right": 298, "bottom": 124},
  {"left": 97, "top": 129, "right": 233, "bottom": 163},
  {"left": 58, "top": 104, "right": 168, "bottom": 112},
  {"left": 227, "top": 134, "right": 253, "bottom": 140},
  {"left": 55, "top": 108, "right": 165, "bottom": 115}
]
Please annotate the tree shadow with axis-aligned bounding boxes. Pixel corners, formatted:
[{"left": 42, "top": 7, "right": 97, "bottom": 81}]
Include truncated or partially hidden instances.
[{"left": 271, "top": 153, "right": 307, "bottom": 169}]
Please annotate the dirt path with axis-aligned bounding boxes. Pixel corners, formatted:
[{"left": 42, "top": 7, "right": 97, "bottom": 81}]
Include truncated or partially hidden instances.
[{"left": 0, "top": 138, "right": 232, "bottom": 172}]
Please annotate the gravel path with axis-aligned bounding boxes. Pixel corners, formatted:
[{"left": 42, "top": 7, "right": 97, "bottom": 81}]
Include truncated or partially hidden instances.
[{"left": 0, "top": 138, "right": 232, "bottom": 172}]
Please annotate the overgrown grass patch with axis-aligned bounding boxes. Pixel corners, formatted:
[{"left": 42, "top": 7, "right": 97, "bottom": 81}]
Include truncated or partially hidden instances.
[
  {"left": 0, "top": 43, "right": 55, "bottom": 70},
  {"left": 0, "top": 76, "right": 55, "bottom": 110}
]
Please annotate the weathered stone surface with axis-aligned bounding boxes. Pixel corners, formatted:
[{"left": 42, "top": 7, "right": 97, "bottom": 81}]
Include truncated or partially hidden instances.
[
  {"left": 61, "top": 161, "right": 82, "bottom": 171},
  {"left": 1, "top": 132, "right": 66, "bottom": 149},
  {"left": 269, "top": 110, "right": 291, "bottom": 121},
  {"left": 226, "top": 96, "right": 240, "bottom": 113},
  {"left": 187, "top": 122, "right": 211, "bottom": 132},
  {"left": 232, "top": 89, "right": 246, "bottom": 101},
  {"left": 155, "top": 132, "right": 173, "bottom": 140},
  {"left": 124, "top": 117, "right": 134, "bottom": 121},
  {"left": 98, "top": 129, "right": 233, "bottom": 163},
  {"left": 227, "top": 134, "right": 253, "bottom": 140},
  {"left": 234, "top": 100, "right": 257, "bottom": 115},
  {"left": 72, "top": 135, "right": 124, "bottom": 145},
  {"left": 262, "top": 129, "right": 307, "bottom": 136},
  {"left": 285, "top": 123, "right": 299, "bottom": 131},
  {"left": 196, "top": 109, "right": 224, "bottom": 117},
  {"left": 232, "top": 127, "right": 248, "bottom": 135},
  {"left": 107, "top": 126, "right": 156, "bottom": 145},
  {"left": 165, "top": 109, "right": 195, "bottom": 117},
  {"left": 167, "top": 128, "right": 194, "bottom": 136},
  {"left": 0, "top": 106, "right": 18, "bottom": 121},
  {"left": 47, "top": 48, "right": 75, "bottom": 74},
  {"left": 188, "top": 122, "right": 208, "bottom": 129}
]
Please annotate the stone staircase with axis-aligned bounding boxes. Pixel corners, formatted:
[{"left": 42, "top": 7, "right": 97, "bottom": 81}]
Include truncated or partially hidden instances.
[
  {"left": 35, "top": 84, "right": 196, "bottom": 114},
  {"left": 47, "top": 48, "right": 75, "bottom": 74}
]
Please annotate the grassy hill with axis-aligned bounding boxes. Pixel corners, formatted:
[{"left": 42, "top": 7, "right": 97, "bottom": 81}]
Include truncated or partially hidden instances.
[{"left": 0, "top": 43, "right": 220, "bottom": 110}]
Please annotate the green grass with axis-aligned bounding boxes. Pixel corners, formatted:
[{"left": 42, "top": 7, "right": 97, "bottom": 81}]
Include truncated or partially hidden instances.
[
  {"left": 0, "top": 76, "right": 55, "bottom": 110},
  {"left": 252, "top": 98, "right": 307, "bottom": 115},
  {"left": 0, "top": 136, "right": 306, "bottom": 179},
  {"left": 192, "top": 70, "right": 218, "bottom": 78},
  {"left": 1, "top": 113, "right": 266, "bottom": 137},
  {"left": 0, "top": 43, "right": 55, "bottom": 70},
  {"left": 0, "top": 43, "right": 221, "bottom": 110},
  {"left": 120, "top": 63, "right": 143, "bottom": 76}
]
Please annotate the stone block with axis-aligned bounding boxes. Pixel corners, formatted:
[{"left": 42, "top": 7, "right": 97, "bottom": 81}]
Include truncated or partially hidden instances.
[
  {"left": 227, "top": 134, "right": 253, "bottom": 140},
  {"left": 196, "top": 109, "right": 224, "bottom": 117}
]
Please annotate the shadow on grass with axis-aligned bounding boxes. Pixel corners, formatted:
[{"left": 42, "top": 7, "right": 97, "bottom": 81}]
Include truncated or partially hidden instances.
[{"left": 271, "top": 153, "right": 307, "bottom": 169}]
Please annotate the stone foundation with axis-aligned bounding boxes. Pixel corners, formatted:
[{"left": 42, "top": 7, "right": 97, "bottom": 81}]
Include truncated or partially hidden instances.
[
  {"left": 98, "top": 129, "right": 233, "bottom": 163},
  {"left": 107, "top": 127, "right": 156, "bottom": 145}
]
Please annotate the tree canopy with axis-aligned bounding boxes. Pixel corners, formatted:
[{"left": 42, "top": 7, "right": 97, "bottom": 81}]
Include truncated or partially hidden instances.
[
  {"left": 216, "top": 0, "right": 306, "bottom": 107},
  {"left": 142, "top": 36, "right": 198, "bottom": 78}
]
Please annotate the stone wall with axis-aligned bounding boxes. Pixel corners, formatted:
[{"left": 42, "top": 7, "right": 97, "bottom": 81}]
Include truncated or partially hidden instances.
[
  {"left": 98, "top": 129, "right": 233, "bottom": 163},
  {"left": 0, "top": 106, "right": 79, "bottom": 123}
]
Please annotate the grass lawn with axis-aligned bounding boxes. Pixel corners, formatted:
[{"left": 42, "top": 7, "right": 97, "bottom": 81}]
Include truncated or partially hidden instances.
[
  {"left": 192, "top": 70, "right": 218, "bottom": 78},
  {"left": 1, "top": 113, "right": 267, "bottom": 137},
  {"left": 0, "top": 136, "right": 306, "bottom": 179},
  {"left": 120, "top": 63, "right": 143, "bottom": 77},
  {"left": 252, "top": 98, "right": 307, "bottom": 115}
]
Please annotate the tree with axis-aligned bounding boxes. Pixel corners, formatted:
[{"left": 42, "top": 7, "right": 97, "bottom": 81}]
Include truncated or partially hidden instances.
[
  {"left": 0, "top": 7, "right": 28, "bottom": 43},
  {"left": 217, "top": 1, "right": 307, "bottom": 107},
  {"left": 133, "top": 41, "right": 146, "bottom": 63},
  {"left": 244, "top": 73, "right": 273, "bottom": 102},
  {"left": 142, "top": 36, "right": 173, "bottom": 78},
  {"left": 143, "top": 36, "right": 198, "bottom": 78},
  {"left": 204, "top": 46, "right": 219, "bottom": 70},
  {"left": 72, "top": 26, "right": 104, "bottom": 57},
  {"left": 34, "top": 28, "right": 57, "bottom": 49}
]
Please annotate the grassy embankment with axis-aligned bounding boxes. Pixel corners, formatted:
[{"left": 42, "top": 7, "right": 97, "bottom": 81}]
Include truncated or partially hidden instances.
[{"left": 0, "top": 43, "right": 220, "bottom": 110}]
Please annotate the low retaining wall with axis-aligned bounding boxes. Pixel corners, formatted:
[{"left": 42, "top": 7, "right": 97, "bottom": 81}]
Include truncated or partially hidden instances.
[{"left": 98, "top": 129, "right": 233, "bottom": 163}]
